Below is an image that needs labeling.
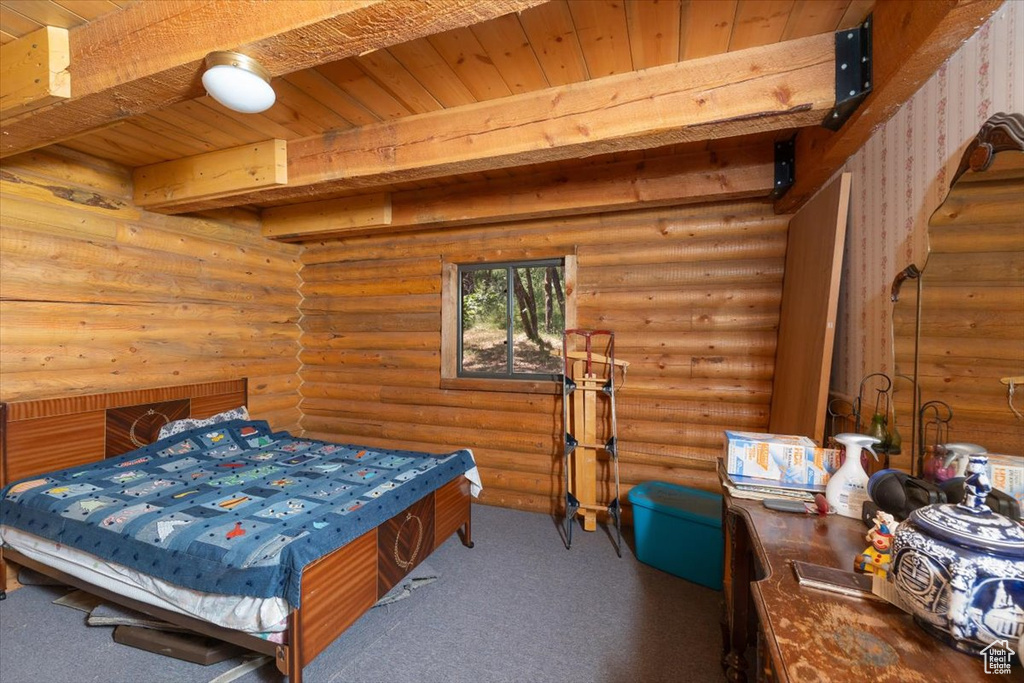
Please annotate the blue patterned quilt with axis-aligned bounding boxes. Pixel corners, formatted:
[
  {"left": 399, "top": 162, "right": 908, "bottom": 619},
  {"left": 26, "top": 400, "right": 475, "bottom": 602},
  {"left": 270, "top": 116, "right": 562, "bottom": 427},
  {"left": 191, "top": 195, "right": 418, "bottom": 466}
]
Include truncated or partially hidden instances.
[{"left": 0, "top": 420, "right": 475, "bottom": 608}]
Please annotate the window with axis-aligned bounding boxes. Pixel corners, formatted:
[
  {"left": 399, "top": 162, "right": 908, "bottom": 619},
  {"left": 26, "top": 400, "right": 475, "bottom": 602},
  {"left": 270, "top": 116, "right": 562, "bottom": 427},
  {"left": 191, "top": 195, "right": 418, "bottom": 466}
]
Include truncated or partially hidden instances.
[
  {"left": 458, "top": 259, "right": 565, "bottom": 379},
  {"left": 441, "top": 256, "right": 575, "bottom": 389}
]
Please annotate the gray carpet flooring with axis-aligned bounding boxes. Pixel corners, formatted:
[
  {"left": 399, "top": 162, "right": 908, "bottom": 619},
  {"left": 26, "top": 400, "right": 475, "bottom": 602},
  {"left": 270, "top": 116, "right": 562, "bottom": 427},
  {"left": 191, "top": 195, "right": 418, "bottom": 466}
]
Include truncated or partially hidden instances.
[{"left": 0, "top": 504, "right": 726, "bottom": 683}]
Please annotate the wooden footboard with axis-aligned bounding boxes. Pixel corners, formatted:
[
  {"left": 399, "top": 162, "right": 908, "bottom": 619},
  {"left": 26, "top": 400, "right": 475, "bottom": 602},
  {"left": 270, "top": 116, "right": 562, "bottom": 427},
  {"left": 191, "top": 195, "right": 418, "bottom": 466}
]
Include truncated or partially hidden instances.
[{"left": 281, "top": 475, "right": 474, "bottom": 681}]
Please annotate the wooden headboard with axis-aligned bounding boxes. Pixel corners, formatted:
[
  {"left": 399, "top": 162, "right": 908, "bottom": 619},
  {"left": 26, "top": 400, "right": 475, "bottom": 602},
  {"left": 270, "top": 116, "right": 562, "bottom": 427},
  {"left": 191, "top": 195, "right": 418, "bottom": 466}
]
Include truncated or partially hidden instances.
[{"left": 0, "top": 379, "right": 247, "bottom": 488}]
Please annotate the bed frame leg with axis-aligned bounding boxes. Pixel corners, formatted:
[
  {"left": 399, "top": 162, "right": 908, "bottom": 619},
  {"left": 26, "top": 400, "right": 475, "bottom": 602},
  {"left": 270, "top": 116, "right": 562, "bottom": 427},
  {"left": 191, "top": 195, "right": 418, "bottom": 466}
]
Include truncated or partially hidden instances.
[
  {"left": 459, "top": 517, "right": 474, "bottom": 549},
  {"left": 276, "top": 645, "right": 303, "bottom": 683},
  {"left": 277, "top": 611, "right": 303, "bottom": 682}
]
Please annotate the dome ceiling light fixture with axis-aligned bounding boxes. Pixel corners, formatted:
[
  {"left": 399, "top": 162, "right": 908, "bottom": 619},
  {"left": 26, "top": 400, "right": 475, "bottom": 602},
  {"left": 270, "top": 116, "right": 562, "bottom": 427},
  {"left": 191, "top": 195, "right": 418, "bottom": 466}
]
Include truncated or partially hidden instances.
[{"left": 201, "top": 51, "right": 276, "bottom": 114}]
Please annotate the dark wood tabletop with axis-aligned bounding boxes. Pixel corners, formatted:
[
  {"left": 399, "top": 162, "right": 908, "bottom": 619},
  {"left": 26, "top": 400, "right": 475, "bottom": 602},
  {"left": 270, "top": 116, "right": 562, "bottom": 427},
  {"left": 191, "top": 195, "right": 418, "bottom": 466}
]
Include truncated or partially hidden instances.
[{"left": 723, "top": 489, "right": 1017, "bottom": 682}]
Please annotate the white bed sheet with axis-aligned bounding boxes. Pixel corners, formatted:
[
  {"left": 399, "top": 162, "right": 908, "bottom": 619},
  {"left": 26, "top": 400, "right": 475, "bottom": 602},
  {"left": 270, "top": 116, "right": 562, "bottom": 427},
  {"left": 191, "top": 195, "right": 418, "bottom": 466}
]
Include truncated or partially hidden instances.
[{"left": 0, "top": 525, "right": 290, "bottom": 633}]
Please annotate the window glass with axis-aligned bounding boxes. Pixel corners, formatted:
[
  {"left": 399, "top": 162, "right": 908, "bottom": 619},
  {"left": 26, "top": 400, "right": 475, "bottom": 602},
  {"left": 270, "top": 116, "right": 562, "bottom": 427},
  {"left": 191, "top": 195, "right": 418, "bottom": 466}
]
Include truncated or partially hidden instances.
[
  {"left": 460, "top": 266, "right": 508, "bottom": 374},
  {"left": 511, "top": 265, "right": 564, "bottom": 375},
  {"left": 458, "top": 260, "right": 564, "bottom": 379}
]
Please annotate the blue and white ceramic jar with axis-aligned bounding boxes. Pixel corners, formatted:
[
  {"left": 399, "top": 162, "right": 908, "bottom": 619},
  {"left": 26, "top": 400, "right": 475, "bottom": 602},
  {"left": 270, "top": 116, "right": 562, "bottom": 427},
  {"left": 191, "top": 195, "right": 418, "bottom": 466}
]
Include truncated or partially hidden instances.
[{"left": 890, "top": 454, "right": 1024, "bottom": 655}]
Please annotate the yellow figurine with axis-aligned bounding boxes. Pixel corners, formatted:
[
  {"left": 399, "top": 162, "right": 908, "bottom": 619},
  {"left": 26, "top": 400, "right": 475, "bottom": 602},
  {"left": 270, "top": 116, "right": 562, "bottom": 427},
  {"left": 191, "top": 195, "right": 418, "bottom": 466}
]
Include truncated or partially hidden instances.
[{"left": 855, "top": 511, "right": 895, "bottom": 577}]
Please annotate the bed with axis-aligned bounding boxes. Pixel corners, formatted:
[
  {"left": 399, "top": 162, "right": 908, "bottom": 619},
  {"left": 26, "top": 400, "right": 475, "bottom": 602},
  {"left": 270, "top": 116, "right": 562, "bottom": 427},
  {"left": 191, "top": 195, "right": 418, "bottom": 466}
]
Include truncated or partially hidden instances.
[{"left": 0, "top": 379, "right": 478, "bottom": 682}]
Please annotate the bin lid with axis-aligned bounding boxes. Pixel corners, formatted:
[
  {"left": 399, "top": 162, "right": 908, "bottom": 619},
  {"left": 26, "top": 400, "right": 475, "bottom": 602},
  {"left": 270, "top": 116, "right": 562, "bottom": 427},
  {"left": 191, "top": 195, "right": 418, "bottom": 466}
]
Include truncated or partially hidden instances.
[{"left": 627, "top": 481, "right": 722, "bottom": 527}]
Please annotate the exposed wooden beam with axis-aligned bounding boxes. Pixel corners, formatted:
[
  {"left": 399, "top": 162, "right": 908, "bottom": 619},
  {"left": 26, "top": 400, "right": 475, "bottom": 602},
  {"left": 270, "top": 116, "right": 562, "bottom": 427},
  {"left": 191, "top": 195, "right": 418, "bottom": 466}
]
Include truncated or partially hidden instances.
[
  {"left": 261, "top": 145, "right": 776, "bottom": 241},
  {"left": 134, "top": 140, "right": 288, "bottom": 208},
  {"left": 0, "top": 27, "right": 70, "bottom": 121},
  {"left": 150, "top": 33, "right": 837, "bottom": 214},
  {"left": 0, "top": 0, "right": 548, "bottom": 159},
  {"left": 775, "top": 0, "right": 1003, "bottom": 213},
  {"left": 263, "top": 193, "right": 393, "bottom": 239}
]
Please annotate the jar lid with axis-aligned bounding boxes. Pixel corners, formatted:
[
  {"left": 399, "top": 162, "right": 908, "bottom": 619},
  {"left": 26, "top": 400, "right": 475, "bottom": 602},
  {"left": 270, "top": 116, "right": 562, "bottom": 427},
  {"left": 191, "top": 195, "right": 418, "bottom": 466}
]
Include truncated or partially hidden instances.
[
  {"left": 909, "top": 454, "right": 1024, "bottom": 555},
  {"left": 911, "top": 503, "right": 1024, "bottom": 554}
]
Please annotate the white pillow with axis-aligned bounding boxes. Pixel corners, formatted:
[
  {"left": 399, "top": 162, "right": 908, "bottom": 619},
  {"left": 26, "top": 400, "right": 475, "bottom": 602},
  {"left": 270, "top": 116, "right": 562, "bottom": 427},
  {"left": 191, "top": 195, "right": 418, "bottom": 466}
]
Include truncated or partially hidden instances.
[{"left": 157, "top": 406, "right": 250, "bottom": 439}]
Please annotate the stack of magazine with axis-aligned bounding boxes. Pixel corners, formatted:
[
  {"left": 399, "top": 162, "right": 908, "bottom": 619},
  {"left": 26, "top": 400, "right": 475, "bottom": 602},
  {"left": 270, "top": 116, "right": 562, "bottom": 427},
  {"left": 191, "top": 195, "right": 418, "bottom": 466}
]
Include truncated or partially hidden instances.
[{"left": 717, "top": 460, "right": 822, "bottom": 502}]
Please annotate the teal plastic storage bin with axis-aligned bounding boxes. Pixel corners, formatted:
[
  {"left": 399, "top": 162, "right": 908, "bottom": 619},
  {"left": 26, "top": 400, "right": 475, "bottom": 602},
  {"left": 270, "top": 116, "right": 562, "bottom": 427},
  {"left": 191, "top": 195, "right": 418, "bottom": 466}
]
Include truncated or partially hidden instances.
[{"left": 628, "top": 481, "right": 723, "bottom": 590}]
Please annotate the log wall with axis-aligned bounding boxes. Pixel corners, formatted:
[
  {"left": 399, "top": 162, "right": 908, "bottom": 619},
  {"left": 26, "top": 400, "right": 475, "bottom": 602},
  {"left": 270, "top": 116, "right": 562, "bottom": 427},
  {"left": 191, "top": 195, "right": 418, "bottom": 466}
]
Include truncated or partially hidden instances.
[
  {"left": 299, "top": 201, "right": 789, "bottom": 513},
  {"left": 0, "top": 147, "right": 304, "bottom": 432}
]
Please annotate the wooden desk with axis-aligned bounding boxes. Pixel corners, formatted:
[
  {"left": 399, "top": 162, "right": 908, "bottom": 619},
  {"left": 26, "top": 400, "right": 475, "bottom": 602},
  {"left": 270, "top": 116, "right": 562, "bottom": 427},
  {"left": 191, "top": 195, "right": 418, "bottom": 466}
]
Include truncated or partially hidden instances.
[{"left": 721, "top": 486, "right": 1017, "bottom": 682}]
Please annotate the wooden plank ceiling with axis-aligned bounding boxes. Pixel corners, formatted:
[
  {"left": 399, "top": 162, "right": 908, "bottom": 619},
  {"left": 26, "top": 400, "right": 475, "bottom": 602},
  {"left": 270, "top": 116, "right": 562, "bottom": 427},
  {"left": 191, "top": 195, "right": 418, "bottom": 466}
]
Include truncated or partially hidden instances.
[{"left": 0, "top": 0, "right": 1003, "bottom": 236}]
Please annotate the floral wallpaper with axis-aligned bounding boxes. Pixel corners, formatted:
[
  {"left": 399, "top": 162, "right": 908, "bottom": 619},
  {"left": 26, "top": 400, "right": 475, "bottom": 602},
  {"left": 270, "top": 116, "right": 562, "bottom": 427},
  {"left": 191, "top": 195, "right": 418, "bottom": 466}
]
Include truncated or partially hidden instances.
[{"left": 830, "top": 0, "right": 1023, "bottom": 399}]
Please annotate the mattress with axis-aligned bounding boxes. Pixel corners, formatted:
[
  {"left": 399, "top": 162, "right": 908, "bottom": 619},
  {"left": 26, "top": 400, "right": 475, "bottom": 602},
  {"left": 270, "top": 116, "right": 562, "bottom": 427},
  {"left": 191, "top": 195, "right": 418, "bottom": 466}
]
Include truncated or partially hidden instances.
[
  {"left": 0, "top": 525, "right": 290, "bottom": 633},
  {"left": 0, "top": 420, "right": 479, "bottom": 610}
]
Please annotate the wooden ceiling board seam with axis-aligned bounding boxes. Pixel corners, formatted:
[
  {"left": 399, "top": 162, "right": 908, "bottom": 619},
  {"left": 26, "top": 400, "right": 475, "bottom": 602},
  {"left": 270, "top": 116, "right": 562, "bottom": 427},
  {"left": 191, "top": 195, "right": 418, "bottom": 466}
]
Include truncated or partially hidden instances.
[
  {"left": 676, "top": 0, "right": 690, "bottom": 62},
  {"left": 87, "top": 122, "right": 186, "bottom": 162},
  {"left": 59, "top": 131, "right": 162, "bottom": 167},
  {"left": 174, "top": 99, "right": 273, "bottom": 145},
  {"left": 353, "top": 50, "right": 445, "bottom": 114},
  {"left": 837, "top": 0, "right": 875, "bottom": 31},
  {"left": 3, "top": 0, "right": 82, "bottom": 28},
  {"left": 127, "top": 115, "right": 217, "bottom": 157},
  {"left": 728, "top": 0, "right": 796, "bottom": 52},
  {"left": 780, "top": 0, "right": 850, "bottom": 41},
  {"left": 517, "top": 0, "right": 590, "bottom": 86},
  {"left": 0, "top": 5, "right": 44, "bottom": 36},
  {"left": 41, "top": 140, "right": 136, "bottom": 180},
  {"left": 281, "top": 69, "right": 382, "bottom": 127},
  {"left": 625, "top": 0, "right": 682, "bottom": 70},
  {"left": 468, "top": 13, "right": 550, "bottom": 94},
  {"left": 256, "top": 83, "right": 345, "bottom": 139},
  {"left": 273, "top": 76, "right": 367, "bottom": 131},
  {"left": 681, "top": 0, "right": 738, "bottom": 60},
  {"left": 568, "top": 0, "right": 635, "bottom": 78},
  {"left": 51, "top": 0, "right": 120, "bottom": 22},
  {"left": 54, "top": 129, "right": 151, "bottom": 167},
  {"left": 192, "top": 100, "right": 305, "bottom": 143},
  {"left": 427, "top": 26, "right": 514, "bottom": 102},
  {"left": 143, "top": 105, "right": 256, "bottom": 151},
  {"left": 314, "top": 60, "right": 413, "bottom": 120},
  {"left": 387, "top": 39, "right": 478, "bottom": 108}
]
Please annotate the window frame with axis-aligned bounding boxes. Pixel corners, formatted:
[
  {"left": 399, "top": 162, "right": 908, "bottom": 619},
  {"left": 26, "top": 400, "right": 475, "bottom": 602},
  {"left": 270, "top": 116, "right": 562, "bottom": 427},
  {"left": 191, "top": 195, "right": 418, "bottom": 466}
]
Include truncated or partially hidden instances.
[{"left": 441, "top": 255, "right": 576, "bottom": 394}]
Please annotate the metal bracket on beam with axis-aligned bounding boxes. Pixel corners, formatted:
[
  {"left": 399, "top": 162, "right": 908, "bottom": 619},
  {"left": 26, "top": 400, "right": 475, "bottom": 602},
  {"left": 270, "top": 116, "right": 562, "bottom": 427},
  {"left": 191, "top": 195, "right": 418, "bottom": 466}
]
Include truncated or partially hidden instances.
[
  {"left": 823, "top": 14, "right": 873, "bottom": 131},
  {"left": 770, "top": 138, "right": 795, "bottom": 199}
]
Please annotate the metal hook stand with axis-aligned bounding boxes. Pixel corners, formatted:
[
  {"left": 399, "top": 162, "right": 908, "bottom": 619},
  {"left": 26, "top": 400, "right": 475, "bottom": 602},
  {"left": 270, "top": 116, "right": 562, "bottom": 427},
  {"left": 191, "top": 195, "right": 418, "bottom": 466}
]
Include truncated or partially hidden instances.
[
  {"left": 853, "top": 372, "right": 891, "bottom": 432},
  {"left": 918, "top": 400, "right": 954, "bottom": 478},
  {"left": 851, "top": 373, "right": 901, "bottom": 471},
  {"left": 826, "top": 397, "right": 857, "bottom": 448}
]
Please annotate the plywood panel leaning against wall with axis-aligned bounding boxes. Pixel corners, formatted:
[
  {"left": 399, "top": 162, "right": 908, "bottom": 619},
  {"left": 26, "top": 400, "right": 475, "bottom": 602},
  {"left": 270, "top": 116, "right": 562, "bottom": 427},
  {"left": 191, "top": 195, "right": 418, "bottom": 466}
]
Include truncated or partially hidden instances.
[
  {"left": 769, "top": 173, "right": 851, "bottom": 444},
  {"left": 0, "top": 147, "right": 304, "bottom": 432},
  {"left": 299, "top": 201, "right": 789, "bottom": 515}
]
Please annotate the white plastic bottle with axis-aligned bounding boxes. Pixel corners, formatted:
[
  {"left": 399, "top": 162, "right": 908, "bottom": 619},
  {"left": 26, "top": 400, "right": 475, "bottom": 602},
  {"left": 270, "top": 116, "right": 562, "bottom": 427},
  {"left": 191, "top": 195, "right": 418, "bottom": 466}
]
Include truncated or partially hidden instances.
[
  {"left": 942, "top": 442, "right": 987, "bottom": 477},
  {"left": 826, "top": 433, "right": 880, "bottom": 519}
]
